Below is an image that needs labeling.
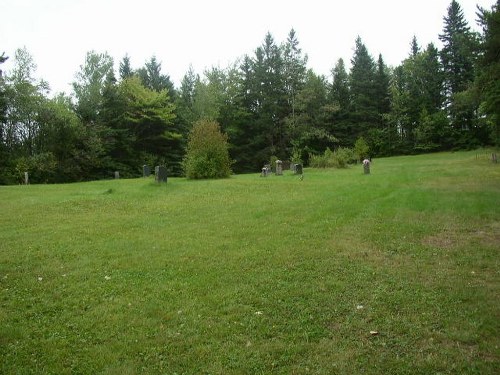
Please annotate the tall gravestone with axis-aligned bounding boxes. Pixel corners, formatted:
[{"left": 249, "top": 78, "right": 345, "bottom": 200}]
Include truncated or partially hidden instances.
[
  {"left": 24, "top": 172, "right": 29, "bottom": 185},
  {"left": 155, "top": 165, "right": 167, "bottom": 183},
  {"left": 114, "top": 171, "right": 120, "bottom": 179},
  {"left": 143, "top": 165, "right": 150, "bottom": 177},
  {"left": 363, "top": 159, "right": 371, "bottom": 174},
  {"left": 275, "top": 160, "right": 283, "bottom": 176}
]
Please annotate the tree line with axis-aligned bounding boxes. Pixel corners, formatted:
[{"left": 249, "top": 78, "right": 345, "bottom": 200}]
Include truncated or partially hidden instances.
[{"left": 0, "top": 0, "right": 498, "bottom": 184}]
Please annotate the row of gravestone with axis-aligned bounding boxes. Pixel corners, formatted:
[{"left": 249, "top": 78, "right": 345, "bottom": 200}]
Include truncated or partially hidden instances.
[
  {"left": 261, "top": 160, "right": 303, "bottom": 177},
  {"left": 112, "top": 165, "right": 167, "bottom": 182}
]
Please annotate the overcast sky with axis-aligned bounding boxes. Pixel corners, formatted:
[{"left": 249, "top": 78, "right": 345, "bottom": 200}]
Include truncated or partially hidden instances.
[{"left": 1, "top": 0, "right": 494, "bottom": 95}]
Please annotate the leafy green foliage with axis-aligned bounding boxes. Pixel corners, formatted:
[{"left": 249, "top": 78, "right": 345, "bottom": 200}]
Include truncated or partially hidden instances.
[
  {"left": 476, "top": 0, "right": 500, "bottom": 145},
  {"left": 354, "top": 136, "right": 370, "bottom": 161},
  {"left": 2, "top": 7, "right": 500, "bottom": 185},
  {"left": 309, "top": 147, "right": 356, "bottom": 168},
  {"left": 183, "top": 119, "right": 232, "bottom": 179},
  {"left": 439, "top": 0, "right": 480, "bottom": 132}
]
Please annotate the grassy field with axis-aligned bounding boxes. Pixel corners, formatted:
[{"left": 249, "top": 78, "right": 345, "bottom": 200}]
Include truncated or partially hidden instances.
[{"left": 0, "top": 150, "right": 499, "bottom": 374}]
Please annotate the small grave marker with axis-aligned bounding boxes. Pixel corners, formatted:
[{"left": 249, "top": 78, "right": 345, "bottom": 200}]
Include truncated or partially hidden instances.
[
  {"left": 114, "top": 171, "right": 120, "bottom": 179},
  {"left": 363, "top": 159, "right": 371, "bottom": 174},
  {"left": 261, "top": 164, "right": 271, "bottom": 177},
  {"left": 155, "top": 165, "right": 167, "bottom": 183},
  {"left": 294, "top": 164, "right": 303, "bottom": 175},
  {"left": 275, "top": 160, "right": 283, "bottom": 176},
  {"left": 143, "top": 165, "right": 151, "bottom": 177}
]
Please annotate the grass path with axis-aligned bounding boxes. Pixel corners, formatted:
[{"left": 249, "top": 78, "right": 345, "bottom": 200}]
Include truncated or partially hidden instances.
[{"left": 1, "top": 150, "right": 499, "bottom": 374}]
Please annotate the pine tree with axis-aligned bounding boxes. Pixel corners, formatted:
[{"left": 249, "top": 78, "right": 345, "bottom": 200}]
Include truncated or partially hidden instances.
[
  {"left": 328, "top": 58, "right": 351, "bottom": 146},
  {"left": 119, "top": 54, "right": 133, "bottom": 80},
  {"left": 176, "top": 65, "right": 199, "bottom": 132},
  {"left": 476, "top": 0, "right": 500, "bottom": 145},
  {"left": 138, "top": 56, "right": 175, "bottom": 96},
  {"left": 349, "top": 36, "right": 378, "bottom": 144},
  {"left": 439, "top": 0, "right": 479, "bottom": 133},
  {"left": 72, "top": 51, "right": 114, "bottom": 125},
  {"left": 374, "top": 54, "right": 391, "bottom": 122},
  {"left": 282, "top": 29, "right": 307, "bottom": 132}
]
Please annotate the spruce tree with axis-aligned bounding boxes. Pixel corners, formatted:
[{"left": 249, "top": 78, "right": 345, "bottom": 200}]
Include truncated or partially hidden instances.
[
  {"left": 476, "top": 0, "right": 500, "bottom": 145},
  {"left": 328, "top": 58, "right": 351, "bottom": 146},
  {"left": 119, "top": 54, "right": 133, "bottom": 80},
  {"left": 439, "top": 0, "right": 479, "bottom": 133},
  {"left": 349, "top": 37, "right": 378, "bottom": 145}
]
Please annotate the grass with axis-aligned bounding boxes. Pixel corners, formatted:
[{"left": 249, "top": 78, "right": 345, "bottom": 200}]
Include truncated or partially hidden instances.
[{"left": 0, "top": 150, "right": 499, "bottom": 374}]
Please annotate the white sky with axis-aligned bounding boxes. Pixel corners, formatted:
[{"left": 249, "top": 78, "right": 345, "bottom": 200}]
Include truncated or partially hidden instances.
[{"left": 1, "top": 0, "right": 494, "bottom": 95}]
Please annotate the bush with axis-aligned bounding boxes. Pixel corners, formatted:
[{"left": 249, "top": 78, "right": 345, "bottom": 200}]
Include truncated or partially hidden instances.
[
  {"left": 183, "top": 119, "right": 232, "bottom": 179},
  {"left": 309, "top": 147, "right": 356, "bottom": 169},
  {"left": 15, "top": 152, "right": 57, "bottom": 183},
  {"left": 354, "top": 137, "right": 370, "bottom": 161}
]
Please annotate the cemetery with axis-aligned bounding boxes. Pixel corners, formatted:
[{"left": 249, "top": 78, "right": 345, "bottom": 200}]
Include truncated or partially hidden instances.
[{"left": 0, "top": 150, "right": 498, "bottom": 374}]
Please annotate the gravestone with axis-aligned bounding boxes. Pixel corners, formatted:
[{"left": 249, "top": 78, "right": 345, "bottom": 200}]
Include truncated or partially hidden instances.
[
  {"left": 294, "top": 164, "right": 303, "bottom": 175},
  {"left": 114, "top": 171, "right": 120, "bottom": 179},
  {"left": 260, "top": 164, "right": 271, "bottom": 177},
  {"left": 143, "top": 165, "right": 151, "bottom": 177},
  {"left": 492, "top": 153, "right": 498, "bottom": 163},
  {"left": 275, "top": 160, "right": 283, "bottom": 175},
  {"left": 363, "top": 159, "right": 371, "bottom": 174},
  {"left": 24, "top": 172, "right": 29, "bottom": 185},
  {"left": 155, "top": 165, "right": 167, "bottom": 183}
]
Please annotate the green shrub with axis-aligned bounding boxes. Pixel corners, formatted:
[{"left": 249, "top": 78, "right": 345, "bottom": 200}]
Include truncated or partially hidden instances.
[
  {"left": 354, "top": 137, "right": 370, "bottom": 161},
  {"left": 15, "top": 152, "right": 57, "bottom": 183},
  {"left": 183, "top": 119, "right": 232, "bottom": 179},
  {"left": 309, "top": 147, "right": 355, "bottom": 169}
]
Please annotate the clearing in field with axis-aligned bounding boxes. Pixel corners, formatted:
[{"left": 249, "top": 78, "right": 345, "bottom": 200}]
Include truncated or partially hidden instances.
[{"left": 0, "top": 150, "right": 499, "bottom": 374}]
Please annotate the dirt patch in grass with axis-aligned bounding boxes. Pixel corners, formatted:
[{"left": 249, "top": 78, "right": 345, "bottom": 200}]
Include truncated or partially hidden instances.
[
  {"left": 421, "top": 232, "right": 459, "bottom": 250},
  {"left": 422, "top": 221, "right": 500, "bottom": 250},
  {"left": 473, "top": 221, "right": 500, "bottom": 248}
]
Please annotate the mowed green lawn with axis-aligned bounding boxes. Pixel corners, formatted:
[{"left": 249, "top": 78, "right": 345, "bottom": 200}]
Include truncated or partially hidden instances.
[{"left": 1, "top": 150, "right": 499, "bottom": 374}]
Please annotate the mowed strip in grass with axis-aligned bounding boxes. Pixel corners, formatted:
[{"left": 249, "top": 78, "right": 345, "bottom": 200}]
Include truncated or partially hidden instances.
[{"left": 0, "top": 150, "right": 499, "bottom": 374}]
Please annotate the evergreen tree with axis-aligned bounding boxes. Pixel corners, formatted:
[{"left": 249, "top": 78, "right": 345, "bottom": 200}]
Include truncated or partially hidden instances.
[
  {"left": 250, "top": 33, "right": 287, "bottom": 161},
  {"left": 291, "top": 70, "right": 336, "bottom": 160},
  {"left": 138, "top": 56, "right": 175, "bottom": 95},
  {"left": 439, "top": 0, "right": 480, "bottom": 134},
  {"left": 0, "top": 52, "right": 10, "bottom": 183},
  {"left": 410, "top": 35, "right": 420, "bottom": 57},
  {"left": 119, "top": 54, "right": 133, "bottom": 80},
  {"left": 72, "top": 51, "right": 114, "bottom": 125},
  {"left": 327, "top": 58, "right": 351, "bottom": 148},
  {"left": 282, "top": 29, "right": 307, "bottom": 133},
  {"left": 330, "top": 58, "right": 350, "bottom": 111},
  {"left": 118, "top": 76, "right": 181, "bottom": 174},
  {"left": 349, "top": 36, "right": 378, "bottom": 145},
  {"left": 374, "top": 54, "right": 391, "bottom": 122},
  {"left": 175, "top": 65, "right": 199, "bottom": 135},
  {"left": 476, "top": 0, "right": 500, "bottom": 145}
]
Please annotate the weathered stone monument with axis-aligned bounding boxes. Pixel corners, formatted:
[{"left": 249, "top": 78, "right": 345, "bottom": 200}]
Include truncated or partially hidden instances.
[
  {"left": 114, "top": 171, "right": 120, "bottom": 179},
  {"left": 363, "top": 159, "right": 371, "bottom": 174},
  {"left": 155, "top": 165, "right": 167, "bottom": 183},
  {"left": 24, "top": 172, "right": 29, "bottom": 185},
  {"left": 261, "top": 164, "right": 271, "bottom": 177},
  {"left": 294, "top": 164, "right": 303, "bottom": 175},
  {"left": 143, "top": 165, "right": 150, "bottom": 177},
  {"left": 275, "top": 160, "right": 283, "bottom": 175}
]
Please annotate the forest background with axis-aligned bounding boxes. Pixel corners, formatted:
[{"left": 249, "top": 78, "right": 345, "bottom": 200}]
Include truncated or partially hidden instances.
[{"left": 0, "top": 0, "right": 499, "bottom": 184}]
